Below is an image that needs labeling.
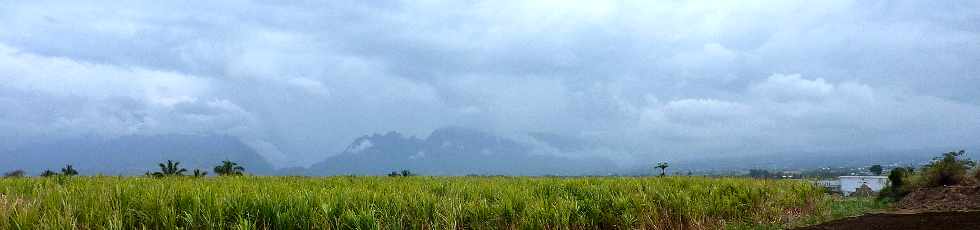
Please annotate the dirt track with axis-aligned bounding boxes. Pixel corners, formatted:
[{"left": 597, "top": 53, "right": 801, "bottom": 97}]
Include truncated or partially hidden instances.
[{"left": 795, "top": 211, "right": 980, "bottom": 230}]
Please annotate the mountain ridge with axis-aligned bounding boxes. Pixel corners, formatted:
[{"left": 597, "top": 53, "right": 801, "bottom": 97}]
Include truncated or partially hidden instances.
[
  {"left": 304, "top": 127, "right": 618, "bottom": 176},
  {"left": 0, "top": 134, "right": 275, "bottom": 175}
]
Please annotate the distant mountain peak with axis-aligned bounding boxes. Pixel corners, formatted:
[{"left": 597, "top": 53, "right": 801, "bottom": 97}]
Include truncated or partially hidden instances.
[{"left": 306, "top": 126, "right": 616, "bottom": 176}]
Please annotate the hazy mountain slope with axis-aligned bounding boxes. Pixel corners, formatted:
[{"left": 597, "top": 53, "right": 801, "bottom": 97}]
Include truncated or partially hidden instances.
[
  {"left": 306, "top": 127, "right": 617, "bottom": 176},
  {"left": 0, "top": 135, "right": 274, "bottom": 175}
]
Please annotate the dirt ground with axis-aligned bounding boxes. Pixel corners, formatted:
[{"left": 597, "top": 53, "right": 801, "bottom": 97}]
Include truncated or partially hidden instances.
[
  {"left": 798, "top": 186, "right": 980, "bottom": 230},
  {"left": 897, "top": 186, "right": 980, "bottom": 211},
  {"left": 794, "top": 211, "right": 980, "bottom": 230}
]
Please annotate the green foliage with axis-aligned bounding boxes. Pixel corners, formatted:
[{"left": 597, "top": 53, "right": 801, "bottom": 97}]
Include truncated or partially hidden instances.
[
  {"left": 879, "top": 167, "right": 911, "bottom": 201},
  {"left": 214, "top": 160, "right": 245, "bottom": 176},
  {"left": 825, "top": 197, "right": 890, "bottom": 220},
  {"left": 39, "top": 170, "right": 59, "bottom": 177},
  {"left": 61, "top": 164, "right": 78, "bottom": 176},
  {"left": 386, "top": 170, "right": 414, "bottom": 177},
  {"left": 2, "top": 170, "right": 25, "bottom": 178},
  {"left": 921, "top": 150, "right": 974, "bottom": 187},
  {"left": 0, "top": 176, "right": 830, "bottom": 229},
  {"left": 150, "top": 160, "right": 188, "bottom": 177},
  {"left": 655, "top": 162, "right": 669, "bottom": 176},
  {"left": 974, "top": 165, "right": 980, "bottom": 183},
  {"left": 868, "top": 165, "right": 882, "bottom": 176},
  {"left": 878, "top": 150, "right": 977, "bottom": 202},
  {"left": 192, "top": 169, "right": 208, "bottom": 177}
]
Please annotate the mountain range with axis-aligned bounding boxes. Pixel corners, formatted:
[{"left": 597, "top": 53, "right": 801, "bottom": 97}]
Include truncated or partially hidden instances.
[
  {"left": 0, "top": 127, "right": 619, "bottom": 176},
  {"left": 0, "top": 134, "right": 274, "bottom": 175},
  {"left": 305, "top": 127, "right": 618, "bottom": 176},
  {"left": 3, "top": 126, "right": 961, "bottom": 176}
]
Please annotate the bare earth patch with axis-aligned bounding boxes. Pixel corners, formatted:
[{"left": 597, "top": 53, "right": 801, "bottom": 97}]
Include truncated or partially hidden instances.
[
  {"left": 897, "top": 186, "right": 980, "bottom": 212},
  {"left": 798, "top": 186, "right": 980, "bottom": 230},
  {"left": 795, "top": 211, "right": 980, "bottom": 230}
]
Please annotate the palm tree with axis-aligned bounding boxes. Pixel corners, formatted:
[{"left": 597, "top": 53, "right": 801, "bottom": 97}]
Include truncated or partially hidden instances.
[
  {"left": 213, "top": 160, "right": 245, "bottom": 176},
  {"left": 656, "top": 162, "right": 669, "bottom": 177},
  {"left": 192, "top": 169, "right": 208, "bottom": 177},
  {"left": 61, "top": 164, "right": 78, "bottom": 176},
  {"left": 151, "top": 160, "right": 187, "bottom": 177}
]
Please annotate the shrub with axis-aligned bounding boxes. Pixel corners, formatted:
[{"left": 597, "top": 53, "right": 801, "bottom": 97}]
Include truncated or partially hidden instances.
[
  {"left": 879, "top": 167, "right": 910, "bottom": 201},
  {"left": 973, "top": 166, "right": 980, "bottom": 184},
  {"left": 40, "top": 170, "right": 59, "bottom": 177},
  {"left": 920, "top": 150, "right": 974, "bottom": 187},
  {"left": 3, "top": 170, "right": 26, "bottom": 178}
]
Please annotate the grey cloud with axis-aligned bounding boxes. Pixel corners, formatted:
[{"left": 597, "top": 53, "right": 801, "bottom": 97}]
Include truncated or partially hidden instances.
[{"left": 1, "top": 1, "right": 979, "bottom": 167}]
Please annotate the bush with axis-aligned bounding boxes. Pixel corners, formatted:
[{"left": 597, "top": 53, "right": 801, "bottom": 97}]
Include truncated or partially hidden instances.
[
  {"left": 921, "top": 150, "right": 974, "bottom": 187},
  {"left": 974, "top": 166, "right": 980, "bottom": 184},
  {"left": 3, "top": 170, "right": 26, "bottom": 178},
  {"left": 40, "top": 170, "right": 59, "bottom": 177},
  {"left": 879, "top": 167, "right": 911, "bottom": 201}
]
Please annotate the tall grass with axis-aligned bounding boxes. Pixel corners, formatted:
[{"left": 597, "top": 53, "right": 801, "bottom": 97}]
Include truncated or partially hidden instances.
[{"left": 0, "top": 176, "right": 827, "bottom": 229}]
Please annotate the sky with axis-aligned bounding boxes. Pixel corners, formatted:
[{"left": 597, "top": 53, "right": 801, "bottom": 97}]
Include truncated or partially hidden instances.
[{"left": 1, "top": 0, "right": 979, "bottom": 167}]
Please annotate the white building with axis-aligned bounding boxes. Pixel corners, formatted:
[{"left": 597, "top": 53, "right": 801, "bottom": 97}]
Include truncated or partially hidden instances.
[
  {"left": 839, "top": 176, "right": 889, "bottom": 196},
  {"left": 815, "top": 180, "right": 841, "bottom": 193}
]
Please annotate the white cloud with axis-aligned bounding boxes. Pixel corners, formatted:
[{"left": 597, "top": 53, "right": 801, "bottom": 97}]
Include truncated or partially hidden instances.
[
  {"left": 0, "top": 43, "right": 253, "bottom": 141},
  {"left": 750, "top": 74, "right": 835, "bottom": 102}
]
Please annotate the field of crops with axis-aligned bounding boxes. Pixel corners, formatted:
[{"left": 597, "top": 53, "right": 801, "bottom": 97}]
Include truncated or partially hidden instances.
[{"left": 0, "top": 176, "right": 832, "bottom": 229}]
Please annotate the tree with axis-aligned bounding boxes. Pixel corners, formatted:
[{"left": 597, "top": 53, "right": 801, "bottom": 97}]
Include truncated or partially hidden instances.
[
  {"left": 387, "top": 171, "right": 401, "bottom": 177},
  {"left": 151, "top": 160, "right": 188, "bottom": 177},
  {"left": 921, "top": 150, "right": 974, "bottom": 187},
  {"left": 749, "top": 169, "right": 772, "bottom": 179},
  {"left": 3, "top": 170, "right": 25, "bottom": 178},
  {"left": 880, "top": 167, "right": 911, "bottom": 200},
  {"left": 40, "top": 170, "right": 59, "bottom": 177},
  {"left": 655, "top": 162, "right": 669, "bottom": 177},
  {"left": 400, "top": 170, "right": 413, "bottom": 177},
  {"left": 61, "top": 164, "right": 78, "bottom": 176},
  {"left": 192, "top": 169, "right": 208, "bottom": 177},
  {"left": 869, "top": 165, "right": 883, "bottom": 176},
  {"left": 888, "top": 168, "right": 908, "bottom": 189},
  {"left": 213, "top": 160, "right": 245, "bottom": 176}
]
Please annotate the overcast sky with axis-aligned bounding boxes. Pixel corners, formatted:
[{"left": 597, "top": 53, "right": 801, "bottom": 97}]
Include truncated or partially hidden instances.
[{"left": 1, "top": 1, "right": 978, "bottom": 167}]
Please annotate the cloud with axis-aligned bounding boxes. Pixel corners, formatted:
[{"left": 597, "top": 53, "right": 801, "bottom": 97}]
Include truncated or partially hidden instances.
[
  {"left": 1, "top": 1, "right": 979, "bottom": 167},
  {"left": 0, "top": 44, "right": 254, "bottom": 140},
  {"left": 628, "top": 74, "right": 980, "bottom": 157}
]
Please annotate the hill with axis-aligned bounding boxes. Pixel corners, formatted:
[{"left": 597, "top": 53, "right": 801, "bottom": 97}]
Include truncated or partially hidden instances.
[
  {"left": 0, "top": 134, "right": 274, "bottom": 175},
  {"left": 305, "top": 127, "right": 617, "bottom": 176}
]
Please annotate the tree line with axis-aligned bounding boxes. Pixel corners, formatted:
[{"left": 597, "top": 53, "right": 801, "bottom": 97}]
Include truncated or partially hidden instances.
[{"left": 2, "top": 160, "right": 247, "bottom": 178}]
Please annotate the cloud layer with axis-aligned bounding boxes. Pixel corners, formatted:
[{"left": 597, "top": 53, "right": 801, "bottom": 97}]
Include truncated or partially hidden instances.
[{"left": 1, "top": 1, "right": 979, "bottom": 166}]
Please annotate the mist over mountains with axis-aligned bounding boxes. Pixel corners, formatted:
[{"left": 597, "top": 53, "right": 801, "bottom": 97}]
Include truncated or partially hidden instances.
[
  {"left": 0, "top": 127, "right": 619, "bottom": 176},
  {"left": 0, "top": 135, "right": 274, "bottom": 175},
  {"left": 1, "top": 126, "right": 968, "bottom": 176},
  {"left": 306, "top": 127, "right": 617, "bottom": 176}
]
